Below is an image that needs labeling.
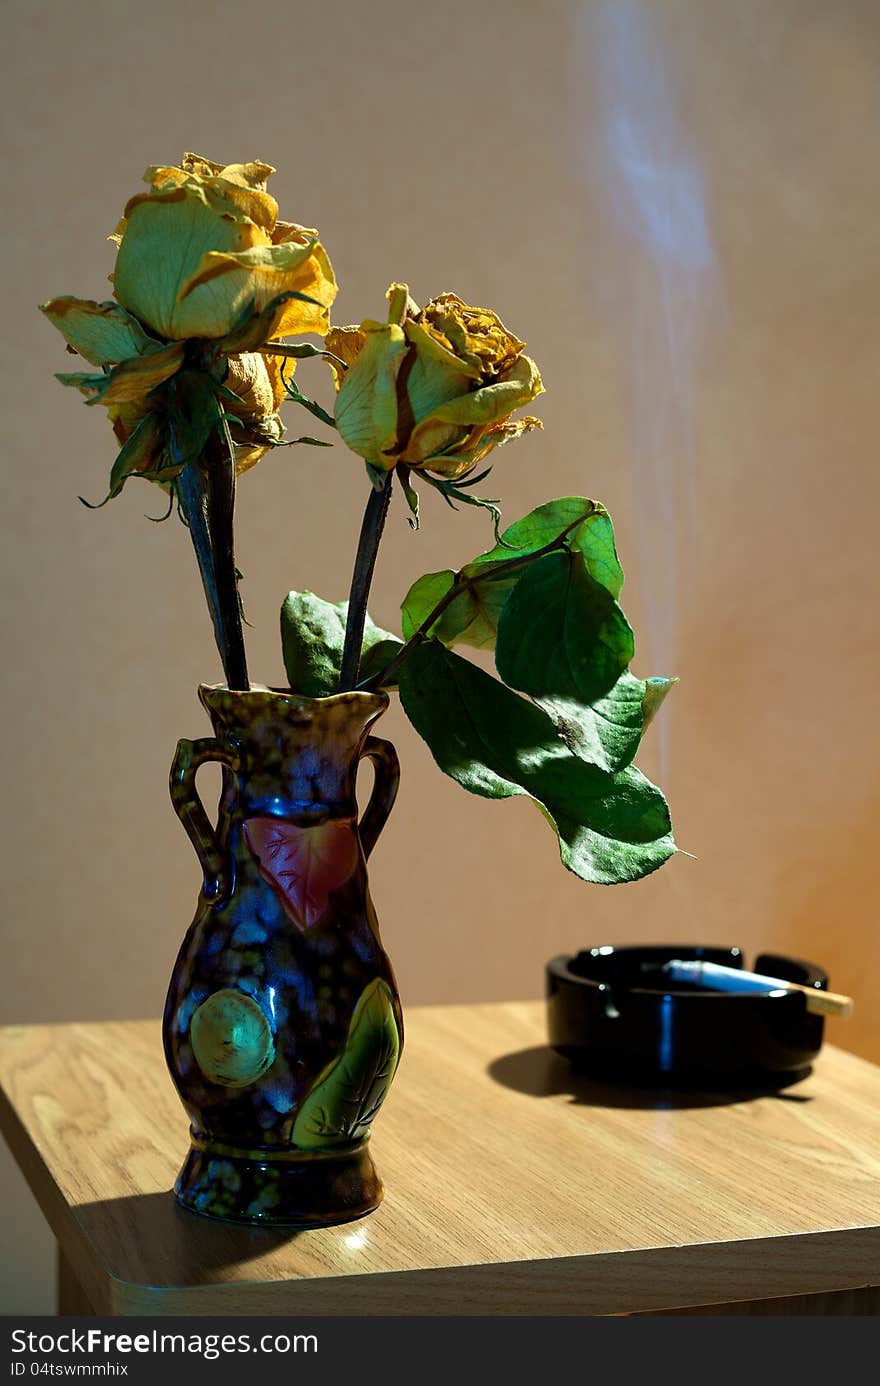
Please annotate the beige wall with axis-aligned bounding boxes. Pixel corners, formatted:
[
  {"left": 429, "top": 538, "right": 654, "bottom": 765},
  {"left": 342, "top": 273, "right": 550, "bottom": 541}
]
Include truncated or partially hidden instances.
[{"left": 3, "top": 0, "right": 879, "bottom": 1312}]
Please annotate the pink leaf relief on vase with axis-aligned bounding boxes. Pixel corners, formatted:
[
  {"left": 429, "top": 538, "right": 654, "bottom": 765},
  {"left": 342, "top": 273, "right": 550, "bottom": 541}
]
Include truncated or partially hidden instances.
[{"left": 244, "top": 818, "right": 360, "bottom": 930}]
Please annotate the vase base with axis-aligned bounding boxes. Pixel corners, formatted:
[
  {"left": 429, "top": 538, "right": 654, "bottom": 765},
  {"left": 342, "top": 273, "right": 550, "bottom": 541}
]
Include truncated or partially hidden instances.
[{"left": 173, "top": 1137, "right": 383, "bottom": 1227}]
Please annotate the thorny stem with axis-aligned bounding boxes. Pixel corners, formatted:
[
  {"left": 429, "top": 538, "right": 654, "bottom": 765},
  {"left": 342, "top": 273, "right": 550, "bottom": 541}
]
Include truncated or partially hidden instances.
[
  {"left": 361, "top": 505, "right": 599, "bottom": 690},
  {"left": 338, "top": 471, "right": 394, "bottom": 692}
]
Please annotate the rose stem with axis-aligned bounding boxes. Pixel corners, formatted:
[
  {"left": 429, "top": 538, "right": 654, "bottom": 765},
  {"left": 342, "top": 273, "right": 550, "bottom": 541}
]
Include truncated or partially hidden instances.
[
  {"left": 203, "top": 414, "right": 250, "bottom": 691},
  {"left": 174, "top": 421, "right": 249, "bottom": 691},
  {"left": 337, "top": 471, "right": 394, "bottom": 692}
]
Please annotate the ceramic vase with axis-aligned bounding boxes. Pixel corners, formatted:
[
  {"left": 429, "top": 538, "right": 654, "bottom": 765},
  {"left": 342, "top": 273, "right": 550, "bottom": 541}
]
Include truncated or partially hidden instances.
[{"left": 163, "top": 683, "right": 402, "bottom": 1226}]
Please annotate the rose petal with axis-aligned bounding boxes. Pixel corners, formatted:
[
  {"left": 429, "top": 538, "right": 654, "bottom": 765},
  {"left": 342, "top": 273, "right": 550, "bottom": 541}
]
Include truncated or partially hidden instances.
[
  {"left": 420, "top": 293, "right": 525, "bottom": 377},
  {"left": 88, "top": 340, "right": 185, "bottom": 406},
  {"left": 418, "top": 415, "right": 543, "bottom": 480},
  {"left": 113, "top": 184, "right": 268, "bottom": 339},
  {"left": 403, "top": 318, "right": 482, "bottom": 382},
  {"left": 334, "top": 321, "right": 408, "bottom": 467},
  {"left": 324, "top": 325, "right": 366, "bottom": 389},
  {"left": 226, "top": 351, "right": 285, "bottom": 420},
  {"left": 40, "top": 296, "right": 159, "bottom": 367},
  {"left": 404, "top": 333, "right": 476, "bottom": 429},
  {"left": 403, "top": 354, "right": 543, "bottom": 464},
  {"left": 144, "top": 155, "right": 279, "bottom": 229},
  {"left": 224, "top": 352, "right": 288, "bottom": 474},
  {"left": 178, "top": 238, "right": 337, "bottom": 338},
  {"left": 183, "top": 155, "right": 275, "bottom": 190},
  {"left": 216, "top": 291, "right": 304, "bottom": 354}
]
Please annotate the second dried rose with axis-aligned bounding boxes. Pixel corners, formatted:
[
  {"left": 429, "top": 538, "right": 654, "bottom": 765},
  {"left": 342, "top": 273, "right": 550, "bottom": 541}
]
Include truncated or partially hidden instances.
[{"left": 328, "top": 284, "right": 544, "bottom": 480}]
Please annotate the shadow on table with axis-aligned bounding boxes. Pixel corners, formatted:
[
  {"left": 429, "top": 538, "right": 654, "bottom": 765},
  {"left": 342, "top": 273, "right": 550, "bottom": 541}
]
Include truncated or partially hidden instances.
[
  {"left": 487, "top": 1045, "right": 813, "bottom": 1110},
  {"left": 71, "top": 1189, "right": 307, "bottom": 1285}
]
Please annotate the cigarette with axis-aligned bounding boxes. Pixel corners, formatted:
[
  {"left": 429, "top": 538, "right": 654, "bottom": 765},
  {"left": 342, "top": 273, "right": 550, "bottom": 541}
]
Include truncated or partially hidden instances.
[{"left": 662, "top": 959, "right": 853, "bottom": 1019}]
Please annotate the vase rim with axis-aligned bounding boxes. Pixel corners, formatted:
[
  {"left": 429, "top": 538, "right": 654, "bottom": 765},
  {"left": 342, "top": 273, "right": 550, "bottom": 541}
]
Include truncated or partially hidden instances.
[{"left": 198, "top": 681, "right": 390, "bottom": 713}]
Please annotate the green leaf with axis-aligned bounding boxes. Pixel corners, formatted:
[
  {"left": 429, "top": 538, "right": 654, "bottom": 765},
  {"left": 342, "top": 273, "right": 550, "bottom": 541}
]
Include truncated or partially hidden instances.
[
  {"left": 365, "top": 462, "right": 390, "bottom": 491},
  {"left": 55, "top": 370, "right": 107, "bottom": 395},
  {"left": 281, "top": 592, "right": 401, "bottom": 697},
  {"left": 265, "top": 340, "right": 344, "bottom": 361},
  {"left": 545, "top": 671, "right": 672, "bottom": 774},
  {"left": 493, "top": 554, "right": 677, "bottom": 773},
  {"left": 292, "top": 978, "right": 400, "bottom": 1149},
  {"left": 358, "top": 637, "right": 405, "bottom": 689},
  {"left": 397, "top": 466, "right": 421, "bottom": 530},
  {"left": 398, "top": 642, "right": 675, "bottom": 884},
  {"left": 399, "top": 497, "right": 626, "bottom": 655},
  {"left": 496, "top": 548, "right": 634, "bottom": 710},
  {"left": 420, "top": 471, "right": 504, "bottom": 540},
  {"left": 164, "top": 371, "right": 221, "bottom": 467},
  {"left": 476, "top": 497, "right": 625, "bottom": 599},
  {"left": 550, "top": 671, "right": 646, "bottom": 773},
  {"left": 643, "top": 676, "right": 677, "bottom": 730},
  {"left": 402, "top": 570, "right": 455, "bottom": 637},
  {"left": 285, "top": 380, "right": 336, "bottom": 429},
  {"left": 107, "top": 411, "right": 167, "bottom": 498},
  {"left": 402, "top": 565, "right": 519, "bottom": 652},
  {"left": 280, "top": 593, "right": 346, "bottom": 697}
]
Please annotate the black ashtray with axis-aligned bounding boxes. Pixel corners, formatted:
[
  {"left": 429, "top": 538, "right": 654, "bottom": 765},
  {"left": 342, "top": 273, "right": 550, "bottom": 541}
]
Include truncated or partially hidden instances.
[{"left": 546, "top": 945, "right": 828, "bottom": 1086}]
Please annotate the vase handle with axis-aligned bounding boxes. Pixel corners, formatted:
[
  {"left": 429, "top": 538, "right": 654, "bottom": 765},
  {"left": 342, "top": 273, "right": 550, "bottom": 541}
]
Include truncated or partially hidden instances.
[
  {"left": 170, "top": 737, "right": 239, "bottom": 900},
  {"left": 358, "top": 735, "right": 400, "bottom": 858}
]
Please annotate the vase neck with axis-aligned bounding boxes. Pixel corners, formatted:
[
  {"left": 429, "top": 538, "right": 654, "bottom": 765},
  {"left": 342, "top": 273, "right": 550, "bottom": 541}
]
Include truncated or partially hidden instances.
[{"left": 199, "top": 684, "right": 388, "bottom": 821}]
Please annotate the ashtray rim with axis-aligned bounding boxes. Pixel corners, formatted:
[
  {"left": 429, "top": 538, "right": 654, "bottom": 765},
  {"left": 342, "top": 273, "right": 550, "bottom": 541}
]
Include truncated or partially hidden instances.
[
  {"left": 545, "top": 943, "right": 829, "bottom": 1083},
  {"left": 547, "top": 943, "right": 828, "bottom": 1004}
]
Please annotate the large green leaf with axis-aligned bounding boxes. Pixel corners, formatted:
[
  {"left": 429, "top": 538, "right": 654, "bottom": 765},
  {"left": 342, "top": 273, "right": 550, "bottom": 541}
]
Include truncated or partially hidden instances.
[
  {"left": 401, "top": 566, "right": 515, "bottom": 651},
  {"left": 493, "top": 549, "right": 676, "bottom": 772},
  {"left": 400, "top": 497, "right": 625, "bottom": 653},
  {"left": 473, "top": 496, "right": 625, "bottom": 599},
  {"left": 281, "top": 592, "right": 402, "bottom": 696},
  {"left": 496, "top": 549, "right": 634, "bottom": 710},
  {"left": 398, "top": 642, "right": 675, "bottom": 884},
  {"left": 292, "top": 978, "right": 400, "bottom": 1149},
  {"left": 401, "top": 570, "right": 455, "bottom": 641},
  {"left": 540, "top": 671, "right": 676, "bottom": 773}
]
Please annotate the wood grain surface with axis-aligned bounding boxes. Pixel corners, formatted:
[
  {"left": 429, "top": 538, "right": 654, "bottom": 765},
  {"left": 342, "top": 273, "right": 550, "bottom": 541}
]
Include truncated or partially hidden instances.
[{"left": 2, "top": 1003, "right": 880, "bottom": 1315}]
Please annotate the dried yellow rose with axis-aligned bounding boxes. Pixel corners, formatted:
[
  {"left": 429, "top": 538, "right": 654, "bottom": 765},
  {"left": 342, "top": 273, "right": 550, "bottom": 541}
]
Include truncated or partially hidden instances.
[
  {"left": 329, "top": 285, "right": 543, "bottom": 480},
  {"left": 111, "top": 155, "right": 336, "bottom": 342},
  {"left": 40, "top": 154, "right": 337, "bottom": 490}
]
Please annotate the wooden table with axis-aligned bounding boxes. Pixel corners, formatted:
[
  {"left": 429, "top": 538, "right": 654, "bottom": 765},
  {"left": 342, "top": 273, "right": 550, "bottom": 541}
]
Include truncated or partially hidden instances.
[{"left": 1, "top": 1002, "right": 879, "bottom": 1316}]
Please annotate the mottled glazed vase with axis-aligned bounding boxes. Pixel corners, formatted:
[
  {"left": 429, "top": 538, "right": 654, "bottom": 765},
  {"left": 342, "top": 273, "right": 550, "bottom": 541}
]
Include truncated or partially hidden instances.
[{"left": 163, "top": 683, "right": 402, "bottom": 1227}]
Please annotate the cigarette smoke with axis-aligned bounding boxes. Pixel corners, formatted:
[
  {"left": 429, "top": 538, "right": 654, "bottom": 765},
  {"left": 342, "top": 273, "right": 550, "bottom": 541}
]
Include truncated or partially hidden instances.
[{"left": 577, "top": 0, "right": 725, "bottom": 775}]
